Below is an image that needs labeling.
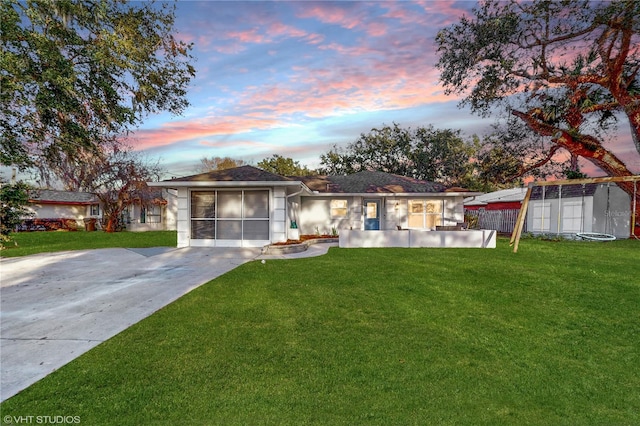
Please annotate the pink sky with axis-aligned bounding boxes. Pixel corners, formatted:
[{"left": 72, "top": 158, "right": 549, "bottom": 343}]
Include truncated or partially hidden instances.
[{"left": 126, "top": 1, "right": 639, "bottom": 179}]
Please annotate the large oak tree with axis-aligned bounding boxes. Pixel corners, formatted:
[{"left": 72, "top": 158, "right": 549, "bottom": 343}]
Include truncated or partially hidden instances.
[
  {"left": 1, "top": 0, "right": 195, "bottom": 170},
  {"left": 319, "top": 123, "right": 480, "bottom": 189},
  {"left": 436, "top": 0, "right": 640, "bottom": 193}
]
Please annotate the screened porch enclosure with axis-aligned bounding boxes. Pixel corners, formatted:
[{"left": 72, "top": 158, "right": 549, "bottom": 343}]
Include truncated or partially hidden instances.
[{"left": 190, "top": 189, "right": 270, "bottom": 246}]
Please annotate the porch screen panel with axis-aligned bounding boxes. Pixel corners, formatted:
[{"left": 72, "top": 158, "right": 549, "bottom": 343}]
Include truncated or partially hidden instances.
[
  {"left": 191, "top": 221, "right": 215, "bottom": 239},
  {"left": 191, "top": 191, "right": 216, "bottom": 239},
  {"left": 190, "top": 189, "right": 270, "bottom": 241},
  {"left": 191, "top": 192, "right": 215, "bottom": 218},
  {"left": 218, "top": 191, "right": 242, "bottom": 218},
  {"left": 218, "top": 220, "right": 242, "bottom": 239},
  {"left": 243, "top": 220, "right": 269, "bottom": 240},
  {"left": 244, "top": 190, "right": 269, "bottom": 218}
]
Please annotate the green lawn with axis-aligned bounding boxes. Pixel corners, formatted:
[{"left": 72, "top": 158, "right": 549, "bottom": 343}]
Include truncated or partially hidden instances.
[
  {"left": 0, "top": 230, "right": 176, "bottom": 257},
  {"left": 1, "top": 238, "right": 639, "bottom": 425}
]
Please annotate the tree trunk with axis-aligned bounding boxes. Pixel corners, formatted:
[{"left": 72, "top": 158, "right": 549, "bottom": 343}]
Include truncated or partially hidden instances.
[{"left": 104, "top": 213, "right": 118, "bottom": 233}]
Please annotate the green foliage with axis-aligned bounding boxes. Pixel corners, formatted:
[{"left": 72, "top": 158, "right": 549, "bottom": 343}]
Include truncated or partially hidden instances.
[
  {"left": 2, "top": 239, "right": 639, "bottom": 424},
  {"left": 436, "top": 0, "right": 640, "bottom": 179},
  {"left": 197, "top": 156, "right": 246, "bottom": 173},
  {"left": 1, "top": 0, "right": 195, "bottom": 170},
  {"left": 257, "top": 154, "right": 316, "bottom": 176},
  {"left": 319, "top": 123, "right": 483, "bottom": 188},
  {"left": 0, "top": 181, "right": 33, "bottom": 248}
]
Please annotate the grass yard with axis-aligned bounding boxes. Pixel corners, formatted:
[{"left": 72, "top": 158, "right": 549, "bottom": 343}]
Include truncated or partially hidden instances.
[
  {"left": 0, "top": 230, "right": 176, "bottom": 257},
  {"left": 1, "top": 238, "right": 639, "bottom": 425}
]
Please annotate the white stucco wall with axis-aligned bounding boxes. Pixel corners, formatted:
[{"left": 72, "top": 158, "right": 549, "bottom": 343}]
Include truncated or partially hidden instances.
[
  {"left": 272, "top": 188, "right": 287, "bottom": 243},
  {"left": 26, "top": 204, "right": 97, "bottom": 228},
  {"left": 299, "top": 196, "right": 466, "bottom": 234},
  {"left": 176, "top": 188, "right": 190, "bottom": 247},
  {"left": 299, "top": 196, "right": 356, "bottom": 234}
]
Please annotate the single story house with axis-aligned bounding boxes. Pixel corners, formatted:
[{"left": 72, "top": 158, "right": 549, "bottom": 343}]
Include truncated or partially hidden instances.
[
  {"left": 464, "top": 187, "right": 528, "bottom": 233},
  {"left": 124, "top": 189, "right": 178, "bottom": 232},
  {"left": 149, "top": 165, "right": 496, "bottom": 249},
  {"left": 526, "top": 182, "right": 631, "bottom": 238},
  {"left": 24, "top": 188, "right": 177, "bottom": 232},
  {"left": 24, "top": 189, "right": 102, "bottom": 230}
]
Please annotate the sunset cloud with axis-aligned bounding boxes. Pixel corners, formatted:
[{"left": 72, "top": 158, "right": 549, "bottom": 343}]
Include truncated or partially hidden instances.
[{"left": 129, "top": 1, "right": 639, "bottom": 178}]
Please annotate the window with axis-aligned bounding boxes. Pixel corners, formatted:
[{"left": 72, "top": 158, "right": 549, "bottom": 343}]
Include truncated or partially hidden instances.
[
  {"left": 531, "top": 202, "right": 551, "bottom": 232},
  {"left": 146, "top": 205, "right": 161, "bottom": 224},
  {"left": 408, "top": 200, "right": 443, "bottom": 229},
  {"left": 330, "top": 199, "right": 348, "bottom": 218},
  {"left": 90, "top": 204, "right": 100, "bottom": 216},
  {"left": 190, "top": 190, "right": 269, "bottom": 241},
  {"left": 561, "top": 201, "right": 583, "bottom": 233}
]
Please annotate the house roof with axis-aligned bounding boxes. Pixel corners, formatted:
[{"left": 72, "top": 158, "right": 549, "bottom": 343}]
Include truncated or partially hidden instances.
[
  {"left": 301, "top": 171, "right": 447, "bottom": 194},
  {"left": 167, "top": 165, "right": 294, "bottom": 183},
  {"left": 465, "top": 187, "right": 527, "bottom": 206},
  {"left": 29, "top": 189, "right": 99, "bottom": 205},
  {"left": 530, "top": 183, "right": 599, "bottom": 200},
  {"left": 151, "top": 166, "right": 477, "bottom": 195}
]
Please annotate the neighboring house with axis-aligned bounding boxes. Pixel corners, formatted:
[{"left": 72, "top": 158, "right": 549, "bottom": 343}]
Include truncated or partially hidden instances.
[
  {"left": 464, "top": 187, "right": 528, "bottom": 233},
  {"left": 149, "top": 165, "right": 496, "bottom": 248},
  {"left": 125, "top": 188, "right": 178, "bottom": 232},
  {"left": 526, "top": 182, "right": 631, "bottom": 238},
  {"left": 25, "top": 188, "right": 177, "bottom": 232},
  {"left": 25, "top": 189, "right": 102, "bottom": 229}
]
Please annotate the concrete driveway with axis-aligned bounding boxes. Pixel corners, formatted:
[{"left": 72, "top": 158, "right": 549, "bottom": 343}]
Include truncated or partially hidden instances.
[{"left": 0, "top": 246, "right": 262, "bottom": 402}]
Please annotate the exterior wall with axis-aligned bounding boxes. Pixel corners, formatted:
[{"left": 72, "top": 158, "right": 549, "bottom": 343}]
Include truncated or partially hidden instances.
[
  {"left": 163, "top": 188, "right": 178, "bottom": 230},
  {"left": 299, "top": 195, "right": 465, "bottom": 234},
  {"left": 526, "top": 183, "right": 631, "bottom": 238},
  {"left": 592, "top": 184, "right": 631, "bottom": 237},
  {"left": 527, "top": 197, "right": 594, "bottom": 236},
  {"left": 444, "top": 196, "right": 465, "bottom": 225},
  {"left": 272, "top": 188, "right": 287, "bottom": 243},
  {"left": 286, "top": 194, "right": 301, "bottom": 240},
  {"left": 339, "top": 229, "right": 496, "bottom": 248},
  {"left": 299, "top": 196, "right": 356, "bottom": 234},
  {"left": 26, "top": 203, "right": 98, "bottom": 228},
  {"left": 176, "top": 188, "right": 190, "bottom": 247}
]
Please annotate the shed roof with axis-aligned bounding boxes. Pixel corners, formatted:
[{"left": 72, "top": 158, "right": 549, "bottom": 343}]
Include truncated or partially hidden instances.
[
  {"left": 530, "top": 183, "right": 599, "bottom": 200},
  {"left": 465, "top": 187, "right": 527, "bottom": 206}
]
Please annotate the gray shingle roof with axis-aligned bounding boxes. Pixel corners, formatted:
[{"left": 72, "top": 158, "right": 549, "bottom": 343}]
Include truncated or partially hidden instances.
[
  {"left": 167, "top": 165, "right": 294, "bottom": 182},
  {"left": 29, "top": 189, "right": 99, "bottom": 204},
  {"left": 301, "top": 171, "right": 447, "bottom": 193},
  {"left": 163, "top": 166, "right": 451, "bottom": 194}
]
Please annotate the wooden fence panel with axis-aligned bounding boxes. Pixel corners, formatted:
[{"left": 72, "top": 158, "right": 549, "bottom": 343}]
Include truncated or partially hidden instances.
[{"left": 465, "top": 209, "right": 524, "bottom": 234}]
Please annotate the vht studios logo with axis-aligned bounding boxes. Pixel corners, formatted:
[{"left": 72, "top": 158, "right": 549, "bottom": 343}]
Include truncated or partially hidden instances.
[{"left": 3, "top": 415, "right": 81, "bottom": 425}]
